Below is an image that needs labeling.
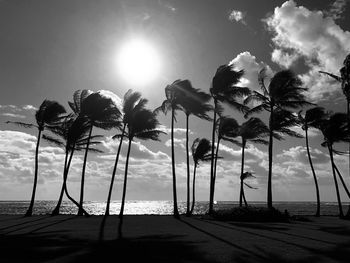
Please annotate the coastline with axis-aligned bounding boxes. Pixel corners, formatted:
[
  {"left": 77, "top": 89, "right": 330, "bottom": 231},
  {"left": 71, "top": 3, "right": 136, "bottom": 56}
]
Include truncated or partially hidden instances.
[{"left": 1, "top": 214, "right": 350, "bottom": 262}]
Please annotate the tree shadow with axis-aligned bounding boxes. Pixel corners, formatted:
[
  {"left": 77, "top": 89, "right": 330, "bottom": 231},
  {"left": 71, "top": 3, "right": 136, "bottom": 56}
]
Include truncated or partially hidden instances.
[
  {"left": 0, "top": 216, "right": 50, "bottom": 231},
  {"left": 0, "top": 233, "right": 216, "bottom": 263}
]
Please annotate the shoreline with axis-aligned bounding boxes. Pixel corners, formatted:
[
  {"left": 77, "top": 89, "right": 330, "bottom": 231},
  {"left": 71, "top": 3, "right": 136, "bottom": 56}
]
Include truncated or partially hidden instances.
[{"left": 1, "top": 215, "right": 350, "bottom": 262}]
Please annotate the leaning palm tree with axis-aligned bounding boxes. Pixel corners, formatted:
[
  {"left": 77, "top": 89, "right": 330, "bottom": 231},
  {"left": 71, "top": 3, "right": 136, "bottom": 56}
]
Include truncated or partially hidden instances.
[
  {"left": 155, "top": 80, "right": 187, "bottom": 218},
  {"left": 298, "top": 107, "right": 327, "bottom": 216},
  {"left": 209, "top": 64, "right": 250, "bottom": 214},
  {"left": 6, "top": 100, "right": 66, "bottom": 216},
  {"left": 69, "top": 90, "right": 122, "bottom": 216},
  {"left": 118, "top": 98, "right": 164, "bottom": 237},
  {"left": 318, "top": 112, "right": 350, "bottom": 218},
  {"left": 245, "top": 69, "right": 311, "bottom": 209},
  {"left": 46, "top": 115, "right": 101, "bottom": 216},
  {"left": 175, "top": 80, "right": 212, "bottom": 216},
  {"left": 237, "top": 118, "right": 269, "bottom": 207},
  {"left": 190, "top": 138, "right": 212, "bottom": 215},
  {"left": 240, "top": 172, "right": 258, "bottom": 207}
]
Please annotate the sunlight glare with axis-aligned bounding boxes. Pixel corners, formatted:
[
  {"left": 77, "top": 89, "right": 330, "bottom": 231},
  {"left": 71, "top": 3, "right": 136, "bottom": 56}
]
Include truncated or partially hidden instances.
[{"left": 116, "top": 39, "right": 161, "bottom": 86}]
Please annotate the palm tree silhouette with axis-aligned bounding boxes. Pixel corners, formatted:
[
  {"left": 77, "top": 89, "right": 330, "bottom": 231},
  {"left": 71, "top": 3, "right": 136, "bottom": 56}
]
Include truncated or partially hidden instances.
[
  {"left": 155, "top": 80, "right": 188, "bottom": 218},
  {"left": 118, "top": 96, "right": 164, "bottom": 237},
  {"left": 318, "top": 112, "right": 350, "bottom": 218},
  {"left": 6, "top": 100, "right": 66, "bottom": 216},
  {"left": 190, "top": 138, "right": 212, "bottom": 215},
  {"left": 240, "top": 172, "right": 258, "bottom": 207},
  {"left": 237, "top": 118, "right": 268, "bottom": 207},
  {"left": 47, "top": 115, "right": 101, "bottom": 216},
  {"left": 245, "top": 69, "right": 310, "bottom": 209},
  {"left": 174, "top": 80, "right": 212, "bottom": 216},
  {"left": 69, "top": 90, "right": 121, "bottom": 216},
  {"left": 298, "top": 107, "right": 326, "bottom": 216},
  {"left": 214, "top": 117, "right": 240, "bottom": 194},
  {"left": 209, "top": 64, "right": 250, "bottom": 214}
]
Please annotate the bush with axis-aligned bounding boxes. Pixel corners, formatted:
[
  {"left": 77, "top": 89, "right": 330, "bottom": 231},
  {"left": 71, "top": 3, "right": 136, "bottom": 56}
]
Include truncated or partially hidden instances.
[{"left": 210, "top": 206, "right": 290, "bottom": 222}]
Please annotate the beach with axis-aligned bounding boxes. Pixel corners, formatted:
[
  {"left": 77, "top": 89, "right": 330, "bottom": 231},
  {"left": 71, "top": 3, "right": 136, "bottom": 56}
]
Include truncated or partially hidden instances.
[{"left": 1, "top": 215, "right": 350, "bottom": 263}]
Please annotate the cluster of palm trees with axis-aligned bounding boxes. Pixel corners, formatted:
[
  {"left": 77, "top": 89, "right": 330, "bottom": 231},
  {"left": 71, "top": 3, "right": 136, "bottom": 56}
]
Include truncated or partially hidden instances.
[{"left": 6, "top": 53, "right": 350, "bottom": 221}]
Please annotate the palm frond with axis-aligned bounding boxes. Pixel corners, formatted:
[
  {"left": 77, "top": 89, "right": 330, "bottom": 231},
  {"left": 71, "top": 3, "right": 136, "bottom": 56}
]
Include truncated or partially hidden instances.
[
  {"left": 319, "top": 71, "right": 342, "bottom": 82},
  {"left": 6, "top": 121, "right": 36, "bottom": 129}
]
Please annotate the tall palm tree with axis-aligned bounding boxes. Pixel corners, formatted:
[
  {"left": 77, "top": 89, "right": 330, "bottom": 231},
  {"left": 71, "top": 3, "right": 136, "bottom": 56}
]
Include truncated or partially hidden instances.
[
  {"left": 174, "top": 80, "right": 212, "bottom": 216},
  {"left": 190, "top": 138, "right": 212, "bottom": 215},
  {"left": 104, "top": 89, "right": 138, "bottom": 217},
  {"left": 209, "top": 64, "right": 250, "bottom": 214},
  {"left": 155, "top": 80, "right": 187, "bottom": 218},
  {"left": 69, "top": 90, "right": 122, "bottom": 216},
  {"left": 6, "top": 100, "right": 66, "bottom": 216},
  {"left": 237, "top": 118, "right": 268, "bottom": 207},
  {"left": 320, "top": 54, "right": 350, "bottom": 216},
  {"left": 245, "top": 69, "right": 310, "bottom": 209},
  {"left": 298, "top": 107, "right": 327, "bottom": 217},
  {"left": 319, "top": 112, "right": 350, "bottom": 218},
  {"left": 118, "top": 97, "right": 164, "bottom": 237},
  {"left": 214, "top": 117, "right": 240, "bottom": 192},
  {"left": 46, "top": 116, "right": 101, "bottom": 216}
]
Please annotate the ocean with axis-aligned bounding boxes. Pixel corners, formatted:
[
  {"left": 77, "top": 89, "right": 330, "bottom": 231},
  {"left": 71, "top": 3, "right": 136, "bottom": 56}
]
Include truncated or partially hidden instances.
[{"left": 0, "top": 200, "right": 348, "bottom": 216}]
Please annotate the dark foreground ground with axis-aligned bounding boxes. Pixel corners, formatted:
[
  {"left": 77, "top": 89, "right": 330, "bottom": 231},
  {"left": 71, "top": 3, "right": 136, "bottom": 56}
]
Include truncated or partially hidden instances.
[{"left": 0, "top": 215, "right": 350, "bottom": 262}]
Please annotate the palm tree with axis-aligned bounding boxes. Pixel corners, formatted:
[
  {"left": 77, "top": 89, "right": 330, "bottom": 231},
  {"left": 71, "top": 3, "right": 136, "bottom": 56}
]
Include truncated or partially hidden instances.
[
  {"left": 214, "top": 117, "right": 240, "bottom": 192},
  {"left": 6, "top": 100, "right": 66, "bottom": 216},
  {"left": 69, "top": 90, "right": 122, "bottom": 216},
  {"left": 174, "top": 80, "right": 212, "bottom": 216},
  {"left": 237, "top": 118, "right": 268, "bottom": 207},
  {"left": 118, "top": 97, "right": 164, "bottom": 237},
  {"left": 318, "top": 112, "right": 350, "bottom": 218},
  {"left": 209, "top": 64, "right": 250, "bottom": 214},
  {"left": 245, "top": 69, "right": 310, "bottom": 209},
  {"left": 155, "top": 80, "right": 187, "bottom": 218},
  {"left": 190, "top": 138, "right": 212, "bottom": 215},
  {"left": 46, "top": 115, "right": 101, "bottom": 216},
  {"left": 298, "top": 107, "right": 327, "bottom": 217},
  {"left": 240, "top": 172, "right": 258, "bottom": 207}
]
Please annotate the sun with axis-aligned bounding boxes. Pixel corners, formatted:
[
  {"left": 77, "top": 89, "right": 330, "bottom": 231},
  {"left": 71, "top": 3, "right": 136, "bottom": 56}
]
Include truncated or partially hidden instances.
[{"left": 116, "top": 39, "right": 161, "bottom": 86}]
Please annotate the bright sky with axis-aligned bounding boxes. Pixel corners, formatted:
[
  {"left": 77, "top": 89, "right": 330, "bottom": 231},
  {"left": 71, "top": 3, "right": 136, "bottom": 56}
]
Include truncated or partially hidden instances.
[{"left": 0, "top": 0, "right": 350, "bottom": 203}]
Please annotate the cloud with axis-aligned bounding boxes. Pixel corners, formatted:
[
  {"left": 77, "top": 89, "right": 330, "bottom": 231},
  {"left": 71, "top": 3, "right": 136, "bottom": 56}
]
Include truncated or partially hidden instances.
[
  {"left": 22, "top": 105, "right": 37, "bottom": 112},
  {"left": 325, "top": 0, "right": 347, "bottom": 20},
  {"left": 165, "top": 138, "right": 186, "bottom": 149},
  {"left": 228, "top": 10, "right": 247, "bottom": 25},
  {"left": 2, "top": 113, "right": 26, "bottom": 119},
  {"left": 158, "top": 125, "right": 192, "bottom": 135},
  {"left": 265, "top": 0, "right": 350, "bottom": 101},
  {"left": 229, "top": 51, "right": 273, "bottom": 91}
]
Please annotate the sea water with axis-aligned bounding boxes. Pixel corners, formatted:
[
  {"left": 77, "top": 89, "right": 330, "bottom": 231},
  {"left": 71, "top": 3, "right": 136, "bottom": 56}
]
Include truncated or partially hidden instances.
[{"left": 0, "top": 200, "right": 348, "bottom": 216}]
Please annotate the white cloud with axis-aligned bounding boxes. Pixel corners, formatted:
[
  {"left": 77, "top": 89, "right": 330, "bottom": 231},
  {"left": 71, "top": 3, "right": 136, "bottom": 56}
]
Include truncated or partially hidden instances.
[
  {"left": 165, "top": 138, "right": 186, "bottom": 149},
  {"left": 2, "top": 113, "right": 26, "bottom": 119},
  {"left": 265, "top": 0, "right": 350, "bottom": 101},
  {"left": 229, "top": 51, "right": 273, "bottom": 91},
  {"left": 228, "top": 10, "right": 247, "bottom": 25}
]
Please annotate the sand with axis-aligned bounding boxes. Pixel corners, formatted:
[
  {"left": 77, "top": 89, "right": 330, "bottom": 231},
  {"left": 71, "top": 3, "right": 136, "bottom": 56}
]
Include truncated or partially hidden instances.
[{"left": 0, "top": 214, "right": 350, "bottom": 263}]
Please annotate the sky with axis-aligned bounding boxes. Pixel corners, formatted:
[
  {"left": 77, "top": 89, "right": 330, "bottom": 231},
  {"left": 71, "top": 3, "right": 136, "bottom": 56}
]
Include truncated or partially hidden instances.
[{"left": 0, "top": 0, "right": 350, "bottom": 203}]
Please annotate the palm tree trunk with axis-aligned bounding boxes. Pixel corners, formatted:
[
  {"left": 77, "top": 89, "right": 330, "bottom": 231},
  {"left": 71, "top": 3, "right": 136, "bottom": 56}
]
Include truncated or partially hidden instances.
[
  {"left": 25, "top": 128, "right": 42, "bottom": 217},
  {"left": 51, "top": 148, "right": 70, "bottom": 216},
  {"left": 334, "top": 164, "right": 350, "bottom": 199},
  {"left": 105, "top": 124, "right": 126, "bottom": 216},
  {"left": 186, "top": 114, "right": 191, "bottom": 216},
  {"left": 118, "top": 136, "right": 132, "bottom": 239},
  {"left": 209, "top": 100, "right": 217, "bottom": 215},
  {"left": 119, "top": 137, "right": 132, "bottom": 218},
  {"left": 267, "top": 110, "right": 274, "bottom": 209},
  {"left": 78, "top": 124, "right": 93, "bottom": 216},
  {"left": 239, "top": 140, "right": 246, "bottom": 207},
  {"left": 346, "top": 101, "right": 350, "bottom": 217},
  {"left": 171, "top": 108, "right": 180, "bottom": 218},
  {"left": 242, "top": 188, "right": 248, "bottom": 207},
  {"left": 305, "top": 128, "right": 320, "bottom": 217},
  {"left": 213, "top": 138, "right": 221, "bottom": 195},
  {"left": 328, "top": 144, "right": 344, "bottom": 218},
  {"left": 190, "top": 164, "right": 197, "bottom": 215}
]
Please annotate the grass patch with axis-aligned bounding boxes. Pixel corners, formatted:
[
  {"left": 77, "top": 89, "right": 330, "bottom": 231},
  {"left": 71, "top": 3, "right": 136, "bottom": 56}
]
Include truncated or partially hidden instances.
[{"left": 210, "top": 206, "right": 290, "bottom": 222}]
